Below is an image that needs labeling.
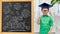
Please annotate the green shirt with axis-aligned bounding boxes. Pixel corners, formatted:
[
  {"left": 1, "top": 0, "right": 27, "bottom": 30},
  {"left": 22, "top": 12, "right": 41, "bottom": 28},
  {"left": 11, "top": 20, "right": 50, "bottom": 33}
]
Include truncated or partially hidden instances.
[{"left": 40, "top": 15, "right": 53, "bottom": 34}]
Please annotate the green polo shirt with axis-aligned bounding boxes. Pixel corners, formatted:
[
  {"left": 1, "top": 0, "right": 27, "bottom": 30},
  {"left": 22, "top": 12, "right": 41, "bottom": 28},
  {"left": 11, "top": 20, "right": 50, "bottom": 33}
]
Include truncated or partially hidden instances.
[{"left": 39, "top": 15, "right": 53, "bottom": 34}]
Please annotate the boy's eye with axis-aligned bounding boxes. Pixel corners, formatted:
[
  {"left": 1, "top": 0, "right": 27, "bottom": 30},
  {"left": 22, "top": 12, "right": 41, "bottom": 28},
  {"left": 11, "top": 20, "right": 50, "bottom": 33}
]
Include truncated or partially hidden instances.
[{"left": 43, "top": 10, "right": 48, "bottom": 11}]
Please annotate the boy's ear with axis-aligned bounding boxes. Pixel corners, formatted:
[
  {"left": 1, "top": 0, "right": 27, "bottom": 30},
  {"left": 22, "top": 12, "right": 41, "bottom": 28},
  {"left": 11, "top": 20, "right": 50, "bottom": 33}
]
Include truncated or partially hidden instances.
[{"left": 41, "top": 9, "right": 43, "bottom": 11}]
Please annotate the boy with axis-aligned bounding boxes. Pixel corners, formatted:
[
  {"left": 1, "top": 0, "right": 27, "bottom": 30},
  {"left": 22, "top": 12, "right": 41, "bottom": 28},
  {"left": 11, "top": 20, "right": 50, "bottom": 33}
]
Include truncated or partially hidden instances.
[{"left": 38, "top": 3, "right": 54, "bottom": 34}]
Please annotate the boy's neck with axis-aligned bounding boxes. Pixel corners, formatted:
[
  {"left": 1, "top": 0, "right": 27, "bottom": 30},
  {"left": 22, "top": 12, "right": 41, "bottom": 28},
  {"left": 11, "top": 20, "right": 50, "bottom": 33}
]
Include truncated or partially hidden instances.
[
  {"left": 43, "top": 14, "right": 47, "bottom": 15},
  {"left": 43, "top": 14, "right": 48, "bottom": 17}
]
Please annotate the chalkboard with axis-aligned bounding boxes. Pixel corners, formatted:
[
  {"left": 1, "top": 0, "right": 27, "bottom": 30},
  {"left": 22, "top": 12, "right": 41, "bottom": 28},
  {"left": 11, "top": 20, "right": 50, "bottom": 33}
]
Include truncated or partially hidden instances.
[{"left": 2, "top": 2, "right": 31, "bottom": 32}]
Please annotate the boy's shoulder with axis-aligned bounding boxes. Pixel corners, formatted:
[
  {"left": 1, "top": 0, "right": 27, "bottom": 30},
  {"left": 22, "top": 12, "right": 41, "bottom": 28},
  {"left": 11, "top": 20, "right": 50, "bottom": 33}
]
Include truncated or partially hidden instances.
[{"left": 47, "top": 15, "right": 52, "bottom": 19}]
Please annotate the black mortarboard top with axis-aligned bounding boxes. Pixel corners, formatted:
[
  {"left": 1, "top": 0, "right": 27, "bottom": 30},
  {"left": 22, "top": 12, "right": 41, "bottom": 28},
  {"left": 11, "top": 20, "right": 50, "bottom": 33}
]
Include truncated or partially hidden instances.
[{"left": 39, "top": 3, "right": 52, "bottom": 9}]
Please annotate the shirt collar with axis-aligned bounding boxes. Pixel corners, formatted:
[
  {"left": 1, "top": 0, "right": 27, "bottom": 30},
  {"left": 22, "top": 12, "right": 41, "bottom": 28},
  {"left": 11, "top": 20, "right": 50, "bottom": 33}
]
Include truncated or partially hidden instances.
[{"left": 42, "top": 14, "right": 49, "bottom": 17}]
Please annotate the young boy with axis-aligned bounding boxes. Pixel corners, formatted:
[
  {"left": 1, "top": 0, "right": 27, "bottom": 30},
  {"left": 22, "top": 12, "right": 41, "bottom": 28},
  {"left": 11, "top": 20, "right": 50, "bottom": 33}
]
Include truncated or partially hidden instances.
[{"left": 38, "top": 3, "right": 54, "bottom": 34}]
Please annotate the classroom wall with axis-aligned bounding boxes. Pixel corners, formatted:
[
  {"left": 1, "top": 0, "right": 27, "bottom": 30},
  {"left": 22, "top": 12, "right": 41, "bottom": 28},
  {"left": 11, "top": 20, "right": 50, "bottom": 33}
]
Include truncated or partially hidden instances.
[{"left": 34, "top": 0, "right": 60, "bottom": 32}]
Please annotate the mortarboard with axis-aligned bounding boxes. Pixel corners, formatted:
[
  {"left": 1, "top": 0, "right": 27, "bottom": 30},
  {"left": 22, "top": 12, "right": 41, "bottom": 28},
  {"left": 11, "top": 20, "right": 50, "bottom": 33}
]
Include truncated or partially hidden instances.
[{"left": 39, "top": 3, "right": 52, "bottom": 9}]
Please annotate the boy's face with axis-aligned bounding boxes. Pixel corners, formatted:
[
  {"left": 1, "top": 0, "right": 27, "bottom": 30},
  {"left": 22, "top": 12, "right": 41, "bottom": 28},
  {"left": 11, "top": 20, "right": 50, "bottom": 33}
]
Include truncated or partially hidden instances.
[{"left": 41, "top": 8, "right": 49, "bottom": 15}]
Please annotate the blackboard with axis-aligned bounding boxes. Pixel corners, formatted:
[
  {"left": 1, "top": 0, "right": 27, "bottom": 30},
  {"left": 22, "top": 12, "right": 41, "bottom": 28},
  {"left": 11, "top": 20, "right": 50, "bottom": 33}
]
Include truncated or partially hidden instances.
[{"left": 2, "top": 2, "right": 31, "bottom": 32}]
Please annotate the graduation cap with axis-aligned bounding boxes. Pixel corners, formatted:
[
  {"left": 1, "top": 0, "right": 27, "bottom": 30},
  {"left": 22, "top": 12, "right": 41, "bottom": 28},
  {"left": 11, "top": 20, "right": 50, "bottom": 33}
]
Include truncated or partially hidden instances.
[{"left": 39, "top": 3, "right": 52, "bottom": 9}]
